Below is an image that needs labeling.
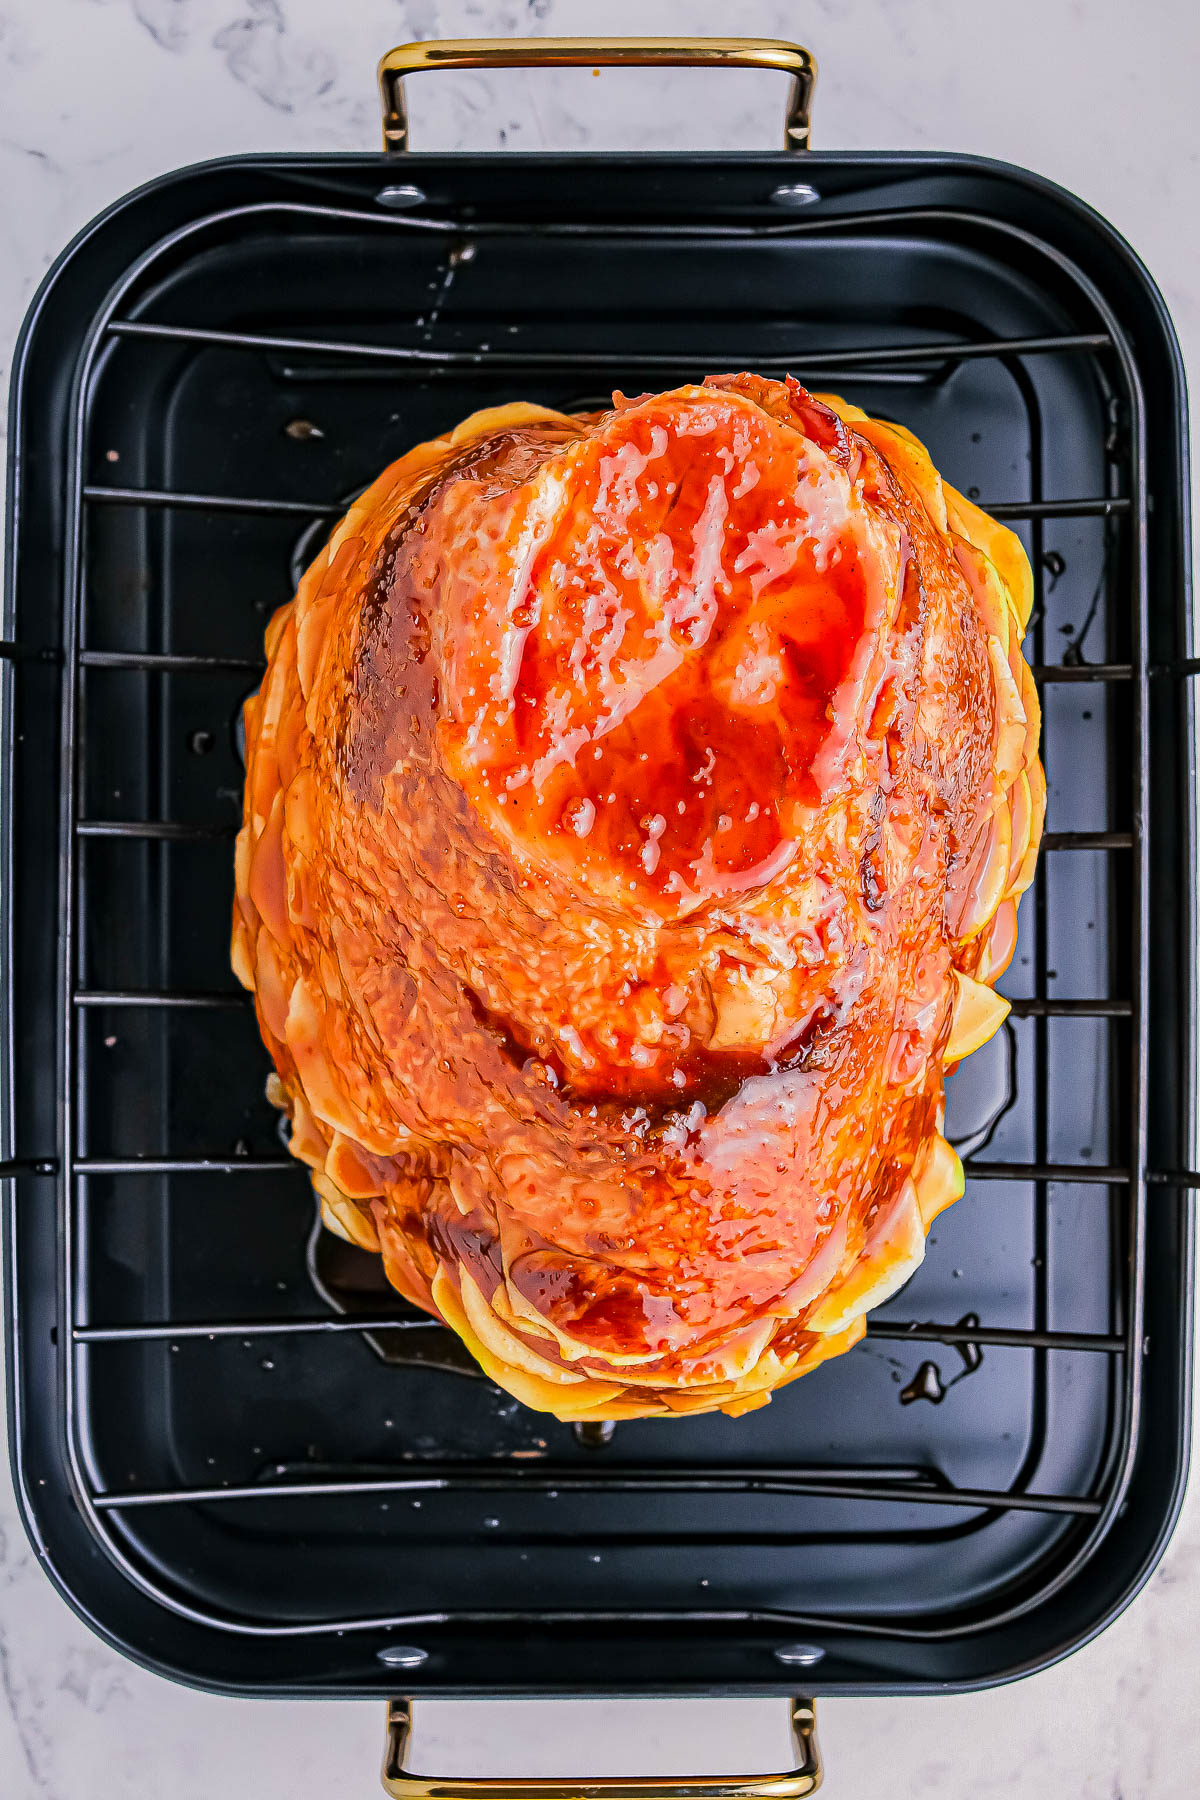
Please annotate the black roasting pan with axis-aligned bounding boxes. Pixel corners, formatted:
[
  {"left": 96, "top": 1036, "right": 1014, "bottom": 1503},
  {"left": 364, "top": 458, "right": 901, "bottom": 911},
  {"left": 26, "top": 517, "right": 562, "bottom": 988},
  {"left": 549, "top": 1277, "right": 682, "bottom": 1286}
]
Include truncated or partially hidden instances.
[{"left": 1, "top": 32, "right": 1195, "bottom": 1797}]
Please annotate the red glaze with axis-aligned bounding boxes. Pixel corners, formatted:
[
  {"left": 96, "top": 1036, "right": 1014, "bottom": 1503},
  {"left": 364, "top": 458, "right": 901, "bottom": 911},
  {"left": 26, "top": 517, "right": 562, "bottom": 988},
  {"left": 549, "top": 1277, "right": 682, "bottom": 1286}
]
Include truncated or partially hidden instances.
[{"left": 437, "top": 389, "right": 883, "bottom": 915}]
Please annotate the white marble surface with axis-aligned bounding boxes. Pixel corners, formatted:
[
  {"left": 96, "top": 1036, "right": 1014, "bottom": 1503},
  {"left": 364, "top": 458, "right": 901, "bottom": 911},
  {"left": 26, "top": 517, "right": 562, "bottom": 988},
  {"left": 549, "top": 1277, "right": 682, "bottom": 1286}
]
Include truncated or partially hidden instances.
[{"left": 1, "top": 0, "right": 1198, "bottom": 1794}]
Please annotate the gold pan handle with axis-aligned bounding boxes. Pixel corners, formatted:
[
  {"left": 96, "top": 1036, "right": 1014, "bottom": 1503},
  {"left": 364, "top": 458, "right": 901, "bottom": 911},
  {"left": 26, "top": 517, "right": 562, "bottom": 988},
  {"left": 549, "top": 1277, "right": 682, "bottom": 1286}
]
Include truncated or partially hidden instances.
[
  {"left": 377, "top": 37, "right": 816, "bottom": 154},
  {"left": 380, "top": 1698, "right": 821, "bottom": 1799}
]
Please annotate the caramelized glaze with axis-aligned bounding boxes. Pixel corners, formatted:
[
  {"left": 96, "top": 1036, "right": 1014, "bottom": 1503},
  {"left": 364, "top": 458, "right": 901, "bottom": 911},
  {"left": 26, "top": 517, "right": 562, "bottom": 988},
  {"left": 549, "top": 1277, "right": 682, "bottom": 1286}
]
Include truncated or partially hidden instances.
[{"left": 233, "top": 375, "right": 1042, "bottom": 1419}]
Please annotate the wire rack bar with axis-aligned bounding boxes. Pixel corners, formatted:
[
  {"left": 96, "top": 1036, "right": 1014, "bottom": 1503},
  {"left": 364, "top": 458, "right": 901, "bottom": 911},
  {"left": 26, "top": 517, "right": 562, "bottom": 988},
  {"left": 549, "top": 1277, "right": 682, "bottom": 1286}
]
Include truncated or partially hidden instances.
[
  {"left": 75, "top": 1315, "right": 442, "bottom": 1342},
  {"left": 985, "top": 497, "right": 1130, "bottom": 519},
  {"left": 1041, "top": 831, "right": 1133, "bottom": 850},
  {"left": 105, "top": 316, "right": 1113, "bottom": 370},
  {"left": 80, "top": 648, "right": 265, "bottom": 674},
  {"left": 866, "top": 1321, "right": 1123, "bottom": 1353},
  {"left": 1032, "top": 663, "right": 1132, "bottom": 682},
  {"left": 964, "top": 1160, "right": 1129, "bottom": 1184},
  {"left": 69, "top": 649, "right": 1134, "bottom": 688},
  {"left": 1005, "top": 998, "right": 1130, "bottom": 1017},
  {"left": 32, "top": 1156, "right": 1194, "bottom": 1188},
  {"left": 88, "top": 1470, "right": 1103, "bottom": 1517},
  {"left": 75, "top": 1155, "right": 293, "bottom": 1175},
  {"left": 71, "top": 1314, "right": 1122, "bottom": 1352},
  {"left": 68, "top": 989, "right": 1121, "bottom": 1018},
  {"left": 75, "top": 819, "right": 234, "bottom": 842},
  {"left": 65, "top": 1159, "right": 1137, "bottom": 1188},
  {"left": 83, "top": 484, "right": 329, "bottom": 519},
  {"left": 72, "top": 822, "right": 1135, "bottom": 851},
  {"left": 74, "top": 989, "right": 246, "bottom": 1009},
  {"left": 80, "top": 481, "right": 1130, "bottom": 527}
]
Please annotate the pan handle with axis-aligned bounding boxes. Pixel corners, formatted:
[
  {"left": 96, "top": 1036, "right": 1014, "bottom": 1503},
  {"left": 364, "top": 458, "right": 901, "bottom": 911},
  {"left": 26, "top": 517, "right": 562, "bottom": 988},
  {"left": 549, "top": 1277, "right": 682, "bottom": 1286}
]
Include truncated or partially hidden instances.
[
  {"left": 376, "top": 38, "right": 816, "bottom": 155},
  {"left": 380, "top": 1697, "right": 822, "bottom": 1798}
]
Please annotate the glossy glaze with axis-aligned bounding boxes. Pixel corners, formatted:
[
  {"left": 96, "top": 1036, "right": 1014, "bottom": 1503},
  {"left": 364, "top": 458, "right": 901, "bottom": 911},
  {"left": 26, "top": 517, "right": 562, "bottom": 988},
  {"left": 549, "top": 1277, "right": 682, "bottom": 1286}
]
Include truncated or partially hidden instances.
[{"left": 233, "top": 375, "right": 1042, "bottom": 1418}]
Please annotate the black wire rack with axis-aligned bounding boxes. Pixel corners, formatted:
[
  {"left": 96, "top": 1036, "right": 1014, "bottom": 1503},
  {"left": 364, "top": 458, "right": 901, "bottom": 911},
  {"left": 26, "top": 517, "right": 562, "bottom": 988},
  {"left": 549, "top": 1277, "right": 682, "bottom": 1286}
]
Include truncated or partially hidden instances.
[{"left": 2, "top": 163, "right": 1196, "bottom": 1690}]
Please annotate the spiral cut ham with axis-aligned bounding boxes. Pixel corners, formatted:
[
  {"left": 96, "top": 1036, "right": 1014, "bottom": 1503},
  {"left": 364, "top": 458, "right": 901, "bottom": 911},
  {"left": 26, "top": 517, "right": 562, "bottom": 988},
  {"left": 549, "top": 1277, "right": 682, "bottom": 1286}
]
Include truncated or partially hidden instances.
[{"left": 233, "top": 374, "right": 1043, "bottom": 1421}]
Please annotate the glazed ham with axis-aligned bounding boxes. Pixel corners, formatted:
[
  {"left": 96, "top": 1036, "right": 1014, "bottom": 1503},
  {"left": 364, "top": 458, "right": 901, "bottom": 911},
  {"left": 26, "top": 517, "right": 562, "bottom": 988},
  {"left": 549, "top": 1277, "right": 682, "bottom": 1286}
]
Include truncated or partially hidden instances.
[{"left": 233, "top": 375, "right": 1042, "bottom": 1420}]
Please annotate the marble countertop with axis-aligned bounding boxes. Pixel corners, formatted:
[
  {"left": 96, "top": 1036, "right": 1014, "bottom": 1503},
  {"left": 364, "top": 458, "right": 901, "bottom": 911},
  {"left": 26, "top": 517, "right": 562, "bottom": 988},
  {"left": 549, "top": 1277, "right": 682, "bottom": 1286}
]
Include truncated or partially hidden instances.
[{"left": 1, "top": 1, "right": 1197, "bottom": 1795}]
